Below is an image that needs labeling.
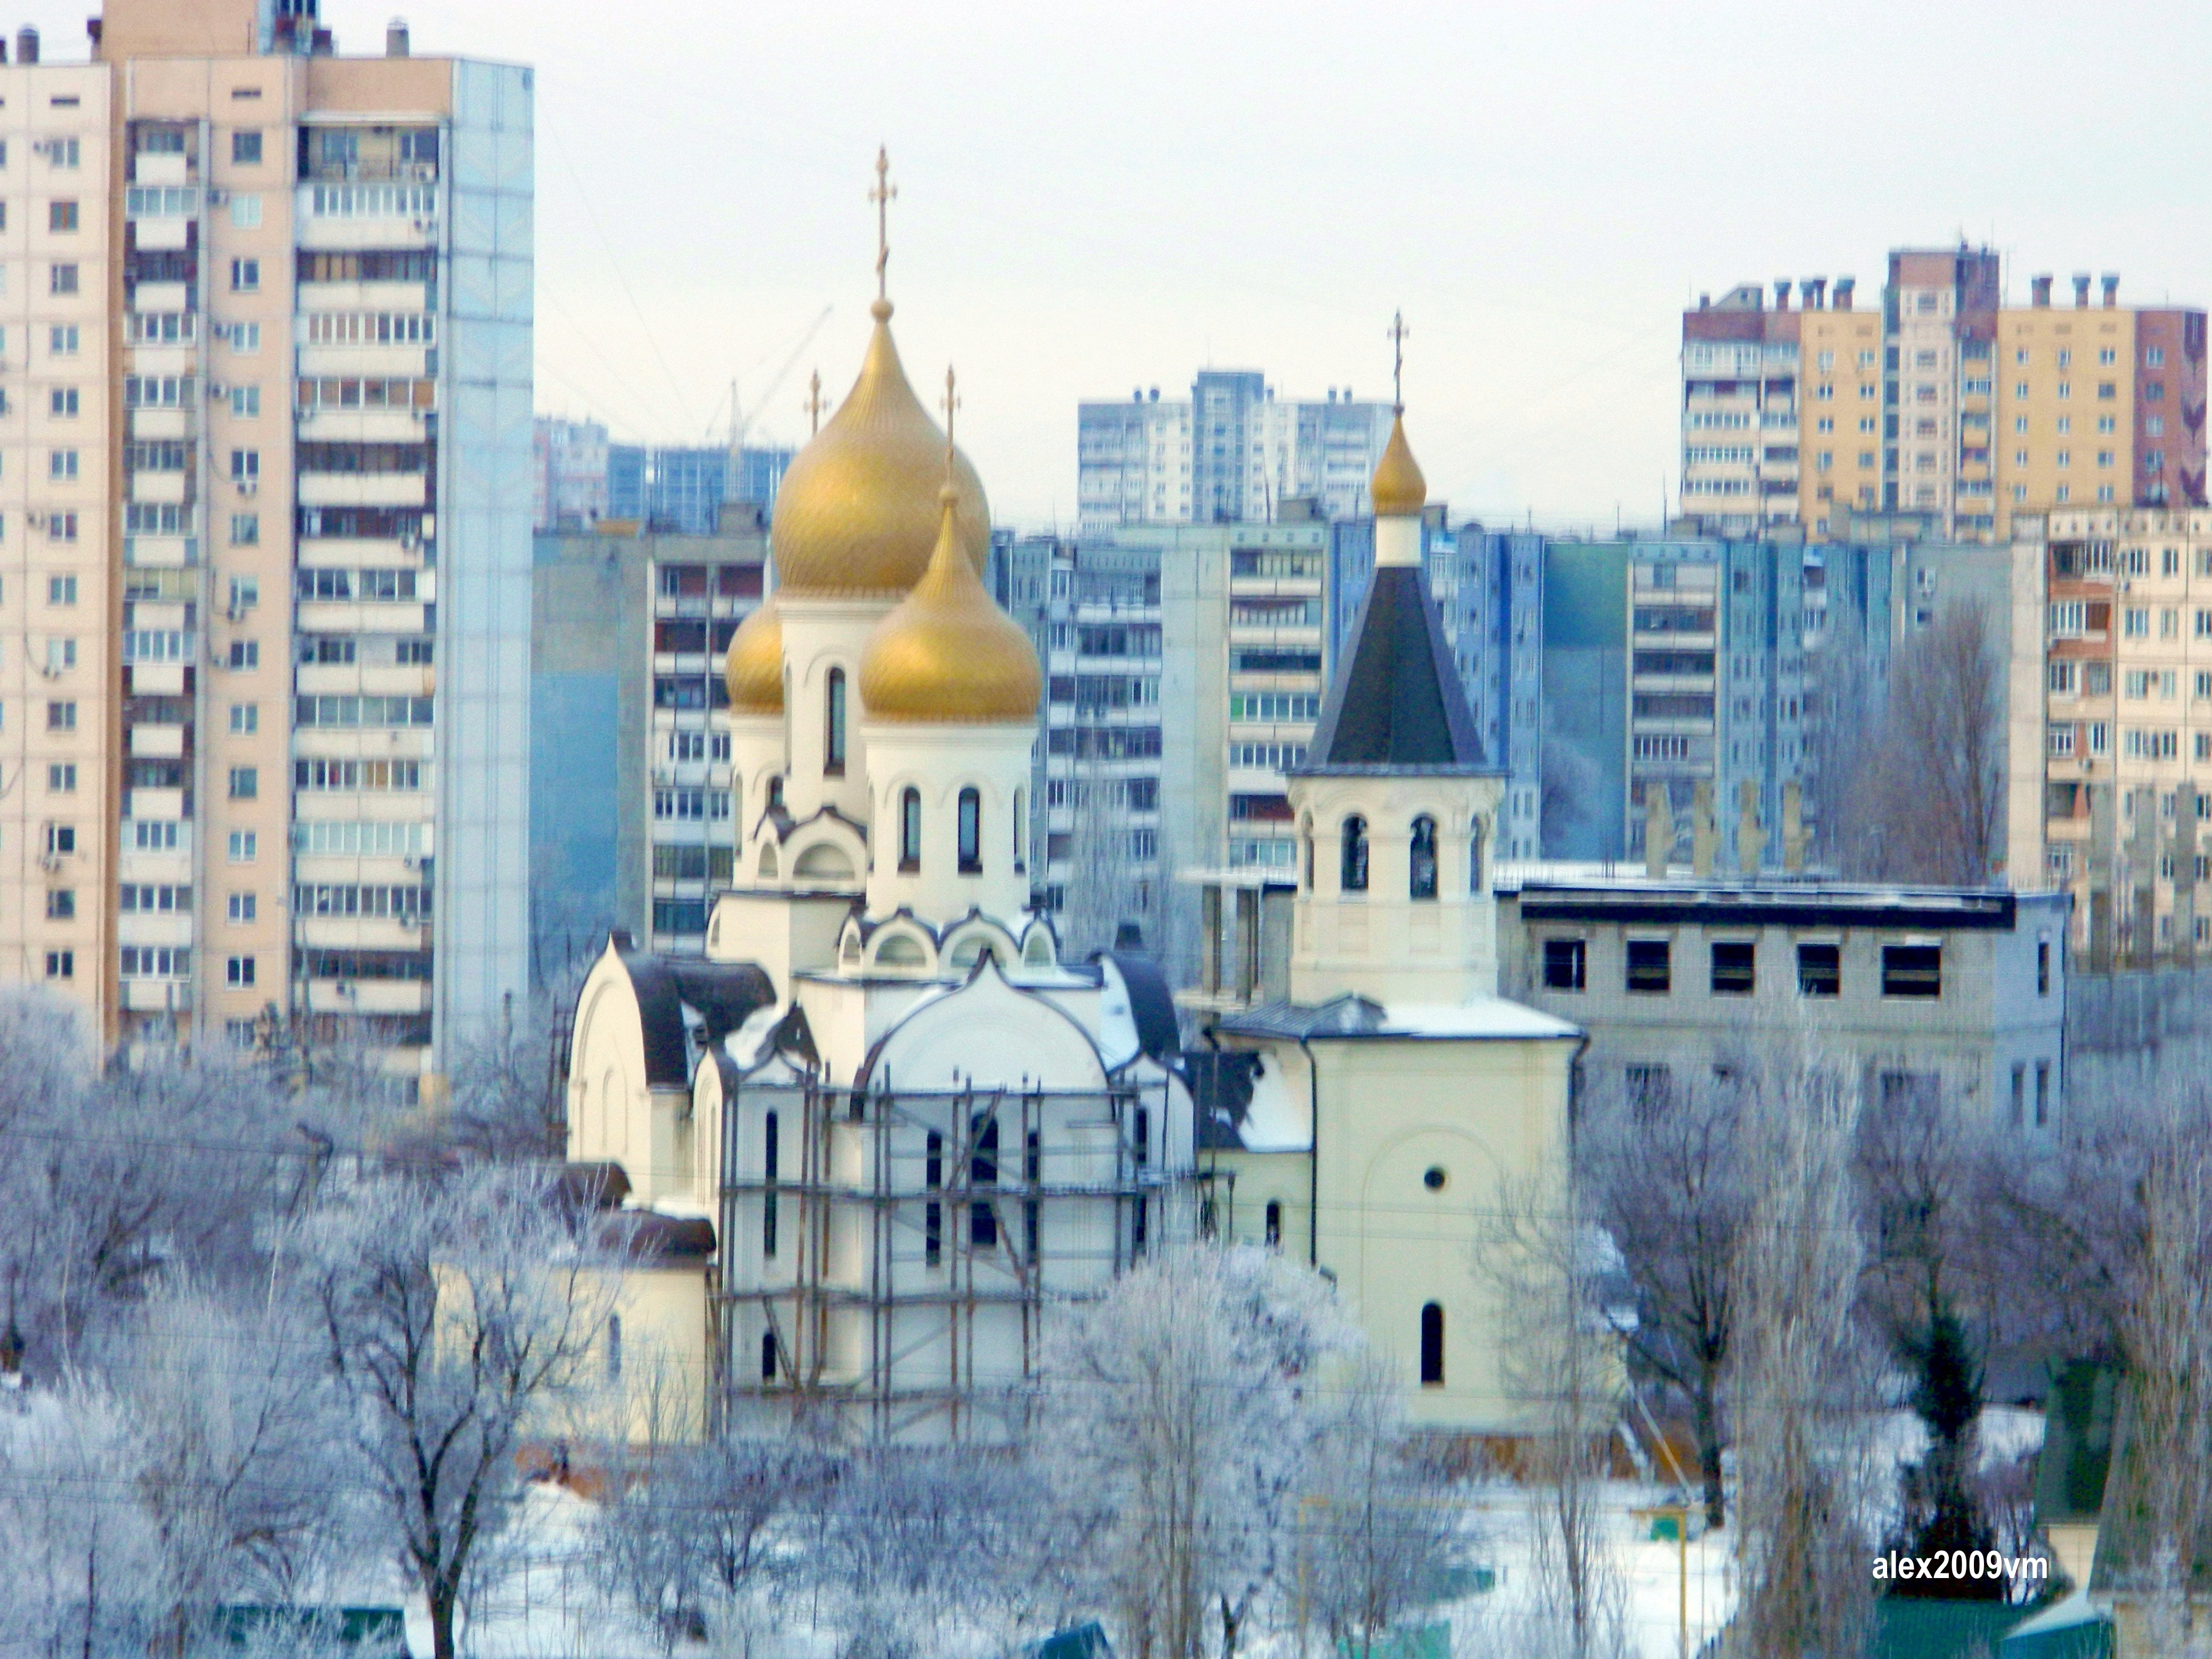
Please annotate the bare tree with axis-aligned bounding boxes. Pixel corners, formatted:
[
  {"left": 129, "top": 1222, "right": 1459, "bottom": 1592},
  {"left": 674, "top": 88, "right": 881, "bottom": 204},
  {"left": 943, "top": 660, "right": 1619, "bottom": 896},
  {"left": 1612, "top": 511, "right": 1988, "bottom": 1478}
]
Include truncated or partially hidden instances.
[
  {"left": 1828, "top": 600, "right": 2004, "bottom": 884},
  {"left": 1034, "top": 1244, "right": 1344, "bottom": 1659},
  {"left": 1301, "top": 1351, "right": 1462, "bottom": 1659},
  {"left": 1059, "top": 759, "right": 1141, "bottom": 962},
  {"left": 1579, "top": 1073, "right": 1751, "bottom": 1529},
  {"left": 312, "top": 1166, "right": 621, "bottom": 1659},
  {"left": 1726, "top": 1059, "right": 1880, "bottom": 1659},
  {"left": 1480, "top": 1168, "right": 1631, "bottom": 1659}
]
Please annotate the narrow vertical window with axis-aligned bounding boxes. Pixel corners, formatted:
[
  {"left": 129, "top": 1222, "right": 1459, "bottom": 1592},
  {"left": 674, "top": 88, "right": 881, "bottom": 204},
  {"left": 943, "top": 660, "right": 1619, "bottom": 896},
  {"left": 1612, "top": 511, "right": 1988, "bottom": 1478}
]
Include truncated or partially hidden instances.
[
  {"left": 971, "top": 1115, "right": 1000, "bottom": 1247},
  {"left": 925, "top": 1130, "right": 943, "bottom": 1266},
  {"left": 824, "top": 668, "right": 846, "bottom": 775},
  {"left": 606, "top": 1314, "right": 623, "bottom": 1381},
  {"left": 1341, "top": 815, "right": 1368, "bottom": 892},
  {"left": 762, "top": 1110, "right": 779, "bottom": 1259},
  {"left": 1301, "top": 816, "right": 1314, "bottom": 890},
  {"left": 958, "top": 787, "right": 982, "bottom": 873},
  {"left": 1024, "top": 1127, "right": 1042, "bottom": 1254},
  {"left": 760, "top": 1330, "right": 778, "bottom": 1382},
  {"left": 1264, "top": 1199, "right": 1283, "bottom": 1248},
  {"left": 1132, "top": 1106, "right": 1150, "bottom": 1255},
  {"left": 1409, "top": 815, "right": 1439, "bottom": 900},
  {"left": 1468, "top": 818, "right": 1485, "bottom": 892},
  {"left": 1419, "top": 1302, "right": 1444, "bottom": 1385},
  {"left": 900, "top": 787, "right": 922, "bottom": 872}
]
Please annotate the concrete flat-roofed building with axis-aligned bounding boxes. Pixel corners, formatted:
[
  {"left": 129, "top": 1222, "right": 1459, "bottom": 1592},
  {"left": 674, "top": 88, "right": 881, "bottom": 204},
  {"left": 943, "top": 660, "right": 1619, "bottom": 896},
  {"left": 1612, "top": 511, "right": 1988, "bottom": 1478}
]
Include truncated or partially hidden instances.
[
  {"left": 1079, "top": 372, "right": 1394, "bottom": 529},
  {"left": 0, "top": 0, "right": 533, "bottom": 1080},
  {"left": 530, "top": 511, "right": 767, "bottom": 980},
  {"left": 1496, "top": 872, "right": 2070, "bottom": 1129},
  {"left": 607, "top": 442, "right": 795, "bottom": 535},
  {"left": 534, "top": 415, "right": 608, "bottom": 531}
]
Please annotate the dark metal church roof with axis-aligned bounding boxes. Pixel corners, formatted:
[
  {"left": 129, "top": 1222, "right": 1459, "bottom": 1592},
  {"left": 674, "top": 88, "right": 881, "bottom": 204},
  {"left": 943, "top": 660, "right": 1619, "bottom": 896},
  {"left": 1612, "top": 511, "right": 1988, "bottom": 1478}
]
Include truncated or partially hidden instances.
[{"left": 1301, "top": 563, "right": 1491, "bottom": 773}]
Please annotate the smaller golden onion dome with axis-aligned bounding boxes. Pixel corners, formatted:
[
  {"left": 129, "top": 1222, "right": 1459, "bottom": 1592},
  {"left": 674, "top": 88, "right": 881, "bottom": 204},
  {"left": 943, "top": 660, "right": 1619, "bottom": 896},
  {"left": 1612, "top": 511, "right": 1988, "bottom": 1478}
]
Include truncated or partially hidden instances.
[
  {"left": 1370, "top": 413, "right": 1427, "bottom": 517},
  {"left": 724, "top": 592, "right": 785, "bottom": 714},
  {"left": 770, "top": 300, "right": 991, "bottom": 597},
  {"left": 860, "top": 486, "right": 1041, "bottom": 723}
]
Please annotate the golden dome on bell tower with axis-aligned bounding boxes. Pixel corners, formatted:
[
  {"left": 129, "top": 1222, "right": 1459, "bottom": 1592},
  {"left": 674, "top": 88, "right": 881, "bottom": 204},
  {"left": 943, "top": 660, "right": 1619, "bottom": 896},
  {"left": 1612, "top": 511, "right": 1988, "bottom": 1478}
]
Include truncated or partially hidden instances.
[{"left": 1370, "top": 413, "right": 1427, "bottom": 518}]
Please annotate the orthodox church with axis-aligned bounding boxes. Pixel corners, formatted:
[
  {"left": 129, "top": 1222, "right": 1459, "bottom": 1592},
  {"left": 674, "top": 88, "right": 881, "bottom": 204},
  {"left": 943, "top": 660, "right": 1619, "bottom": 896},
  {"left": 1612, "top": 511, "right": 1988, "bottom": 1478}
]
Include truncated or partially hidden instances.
[{"left": 564, "top": 171, "right": 1576, "bottom": 1443}]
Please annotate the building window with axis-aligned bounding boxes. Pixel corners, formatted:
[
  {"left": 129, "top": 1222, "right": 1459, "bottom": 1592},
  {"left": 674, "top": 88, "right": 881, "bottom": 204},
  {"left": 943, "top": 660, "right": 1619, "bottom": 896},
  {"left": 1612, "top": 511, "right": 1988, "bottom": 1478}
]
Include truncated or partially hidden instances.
[
  {"left": 46, "top": 700, "right": 75, "bottom": 731},
  {"left": 823, "top": 667, "right": 846, "bottom": 775},
  {"left": 957, "top": 788, "right": 982, "bottom": 873},
  {"left": 47, "top": 200, "right": 75, "bottom": 232},
  {"left": 48, "top": 387, "right": 76, "bottom": 418},
  {"left": 2010, "top": 1063, "right": 2026, "bottom": 1126},
  {"left": 228, "top": 893, "right": 256, "bottom": 922},
  {"left": 971, "top": 1115, "right": 999, "bottom": 1247},
  {"left": 1881, "top": 944, "right": 1942, "bottom": 999},
  {"left": 1341, "top": 815, "right": 1368, "bottom": 892},
  {"left": 230, "top": 257, "right": 260, "bottom": 292},
  {"left": 763, "top": 1110, "right": 778, "bottom": 1258},
  {"left": 2035, "top": 1061, "right": 2051, "bottom": 1127},
  {"left": 45, "top": 889, "right": 74, "bottom": 920},
  {"left": 49, "top": 264, "right": 77, "bottom": 296},
  {"left": 1264, "top": 1199, "right": 1282, "bottom": 1248},
  {"left": 900, "top": 786, "right": 922, "bottom": 872},
  {"left": 227, "top": 766, "right": 258, "bottom": 799},
  {"left": 1418, "top": 1302, "right": 1444, "bottom": 1386},
  {"left": 1542, "top": 938, "right": 1586, "bottom": 991},
  {"left": 227, "top": 830, "right": 257, "bottom": 863},
  {"left": 232, "top": 129, "right": 263, "bottom": 164},
  {"left": 924, "top": 1131, "right": 943, "bottom": 1268},
  {"left": 1710, "top": 941, "right": 1755, "bottom": 995},
  {"left": 1626, "top": 938, "right": 1671, "bottom": 994},
  {"left": 1468, "top": 818, "right": 1485, "bottom": 892},
  {"left": 1408, "top": 814, "right": 1438, "bottom": 900},
  {"left": 761, "top": 1331, "right": 778, "bottom": 1383},
  {"left": 226, "top": 955, "right": 256, "bottom": 987},
  {"left": 2037, "top": 940, "right": 2051, "bottom": 996},
  {"left": 44, "top": 951, "right": 72, "bottom": 980},
  {"left": 1798, "top": 943, "right": 1841, "bottom": 998}
]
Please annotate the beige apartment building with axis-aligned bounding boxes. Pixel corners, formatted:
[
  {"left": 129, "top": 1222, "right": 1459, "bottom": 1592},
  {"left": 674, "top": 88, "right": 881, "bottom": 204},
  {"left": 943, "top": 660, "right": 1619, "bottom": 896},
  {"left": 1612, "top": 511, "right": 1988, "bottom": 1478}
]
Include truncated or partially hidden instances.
[
  {"left": 0, "top": 0, "right": 532, "bottom": 1079},
  {"left": 1683, "top": 249, "right": 2206, "bottom": 546},
  {"left": 2032, "top": 508, "right": 2212, "bottom": 966}
]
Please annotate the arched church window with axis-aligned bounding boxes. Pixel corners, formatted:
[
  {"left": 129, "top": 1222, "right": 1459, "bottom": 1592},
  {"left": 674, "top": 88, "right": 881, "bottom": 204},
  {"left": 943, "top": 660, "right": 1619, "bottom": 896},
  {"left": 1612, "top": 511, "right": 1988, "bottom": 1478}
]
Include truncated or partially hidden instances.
[
  {"left": 824, "top": 669, "right": 847, "bottom": 776},
  {"left": 1301, "top": 815, "right": 1314, "bottom": 891},
  {"left": 1264, "top": 1199, "right": 1283, "bottom": 1247},
  {"left": 760, "top": 1330, "right": 778, "bottom": 1382},
  {"left": 1468, "top": 816, "right": 1486, "bottom": 893},
  {"left": 1341, "top": 815, "right": 1369, "bottom": 893},
  {"left": 958, "top": 788, "right": 982, "bottom": 873},
  {"left": 972, "top": 1115, "right": 1000, "bottom": 1247},
  {"left": 1419, "top": 1302, "right": 1444, "bottom": 1385},
  {"left": 900, "top": 788, "right": 922, "bottom": 872},
  {"left": 1409, "top": 815, "right": 1439, "bottom": 900},
  {"left": 768, "top": 774, "right": 785, "bottom": 813}
]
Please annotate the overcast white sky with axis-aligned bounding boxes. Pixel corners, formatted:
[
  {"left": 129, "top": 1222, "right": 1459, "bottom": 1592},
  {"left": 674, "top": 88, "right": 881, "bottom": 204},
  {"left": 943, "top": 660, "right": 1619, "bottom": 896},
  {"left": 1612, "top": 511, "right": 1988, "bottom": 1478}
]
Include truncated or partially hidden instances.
[{"left": 43, "top": 1, "right": 2212, "bottom": 528}]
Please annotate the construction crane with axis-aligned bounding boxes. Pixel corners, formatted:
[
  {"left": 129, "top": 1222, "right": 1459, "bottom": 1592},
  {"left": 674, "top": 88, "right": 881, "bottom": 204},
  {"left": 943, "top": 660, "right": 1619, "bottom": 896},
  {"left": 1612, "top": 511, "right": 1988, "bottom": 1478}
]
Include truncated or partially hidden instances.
[{"left": 715, "top": 305, "right": 835, "bottom": 458}]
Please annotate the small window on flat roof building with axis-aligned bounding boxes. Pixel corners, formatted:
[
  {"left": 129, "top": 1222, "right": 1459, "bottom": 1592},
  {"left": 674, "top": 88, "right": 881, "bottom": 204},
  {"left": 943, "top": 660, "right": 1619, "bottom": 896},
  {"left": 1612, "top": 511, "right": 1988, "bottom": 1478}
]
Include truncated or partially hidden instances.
[
  {"left": 1541, "top": 938, "right": 1585, "bottom": 991},
  {"left": 1881, "top": 944, "right": 1942, "bottom": 999},
  {"left": 1710, "top": 941, "right": 1755, "bottom": 995},
  {"left": 1798, "top": 942, "right": 1841, "bottom": 998},
  {"left": 1626, "top": 938, "right": 1670, "bottom": 994}
]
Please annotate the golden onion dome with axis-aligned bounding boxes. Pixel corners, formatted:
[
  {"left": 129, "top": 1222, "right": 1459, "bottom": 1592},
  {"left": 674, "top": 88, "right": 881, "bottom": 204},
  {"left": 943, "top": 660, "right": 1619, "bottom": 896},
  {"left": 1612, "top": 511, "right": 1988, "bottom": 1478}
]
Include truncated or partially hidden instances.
[
  {"left": 860, "top": 486, "right": 1040, "bottom": 724},
  {"left": 723, "top": 592, "right": 785, "bottom": 714},
  {"left": 1370, "top": 412, "right": 1427, "bottom": 517},
  {"left": 769, "top": 299, "right": 990, "bottom": 597}
]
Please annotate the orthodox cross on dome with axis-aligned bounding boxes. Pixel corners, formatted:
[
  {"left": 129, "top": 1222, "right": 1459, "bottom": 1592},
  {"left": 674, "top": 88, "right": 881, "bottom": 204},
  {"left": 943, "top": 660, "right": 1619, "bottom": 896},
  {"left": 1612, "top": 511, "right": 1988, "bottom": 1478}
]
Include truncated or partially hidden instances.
[
  {"left": 1387, "top": 309, "right": 1409, "bottom": 413},
  {"left": 870, "top": 145, "right": 899, "bottom": 303},
  {"left": 940, "top": 365, "right": 961, "bottom": 470},
  {"left": 805, "top": 369, "right": 826, "bottom": 436}
]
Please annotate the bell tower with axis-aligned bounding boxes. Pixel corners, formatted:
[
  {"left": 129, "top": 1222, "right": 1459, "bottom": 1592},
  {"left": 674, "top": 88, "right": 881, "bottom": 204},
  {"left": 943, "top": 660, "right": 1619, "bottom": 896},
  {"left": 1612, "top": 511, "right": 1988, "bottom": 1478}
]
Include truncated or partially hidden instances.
[{"left": 1287, "top": 372, "right": 1503, "bottom": 1006}]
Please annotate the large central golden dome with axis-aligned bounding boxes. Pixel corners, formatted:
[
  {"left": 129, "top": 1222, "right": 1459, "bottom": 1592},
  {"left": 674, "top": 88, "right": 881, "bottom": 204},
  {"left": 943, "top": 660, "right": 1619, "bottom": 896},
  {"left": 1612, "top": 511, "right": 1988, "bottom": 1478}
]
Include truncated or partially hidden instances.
[
  {"left": 770, "top": 299, "right": 990, "bottom": 597},
  {"left": 860, "top": 486, "right": 1040, "bottom": 723}
]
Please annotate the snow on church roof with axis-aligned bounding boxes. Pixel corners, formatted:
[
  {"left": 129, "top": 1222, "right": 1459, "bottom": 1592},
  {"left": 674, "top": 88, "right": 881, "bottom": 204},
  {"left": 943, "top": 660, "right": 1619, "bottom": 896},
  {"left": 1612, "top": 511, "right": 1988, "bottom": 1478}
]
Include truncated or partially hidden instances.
[{"left": 1216, "top": 992, "right": 1579, "bottom": 1044}]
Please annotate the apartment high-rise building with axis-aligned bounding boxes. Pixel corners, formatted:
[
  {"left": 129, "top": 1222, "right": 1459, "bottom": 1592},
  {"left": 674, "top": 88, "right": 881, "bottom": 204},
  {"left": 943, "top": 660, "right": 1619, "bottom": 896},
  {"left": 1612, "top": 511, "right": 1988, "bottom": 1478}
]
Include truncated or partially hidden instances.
[
  {"left": 1683, "top": 249, "right": 2207, "bottom": 546},
  {"left": 1078, "top": 372, "right": 1394, "bottom": 529},
  {"left": 533, "top": 415, "right": 607, "bottom": 531},
  {"left": 995, "top": 513, "right": 1337, "bottom": 978},
  {"left": 0, "top": 0, "right": 534, "bottom": 1077},
  {"left": 606, "top": 442, "right": 795, "bottom": 534},
  {"left": 530, "top": 512, "right": 766, "bottom": 983}
]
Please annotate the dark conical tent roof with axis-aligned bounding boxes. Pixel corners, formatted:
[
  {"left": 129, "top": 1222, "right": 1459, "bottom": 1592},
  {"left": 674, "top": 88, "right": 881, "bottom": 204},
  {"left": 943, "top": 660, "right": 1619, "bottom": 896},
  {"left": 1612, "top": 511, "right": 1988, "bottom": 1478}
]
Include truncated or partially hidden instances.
[{"left": 1302, "top": 562, "right": 1492, "bottom": 773}]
